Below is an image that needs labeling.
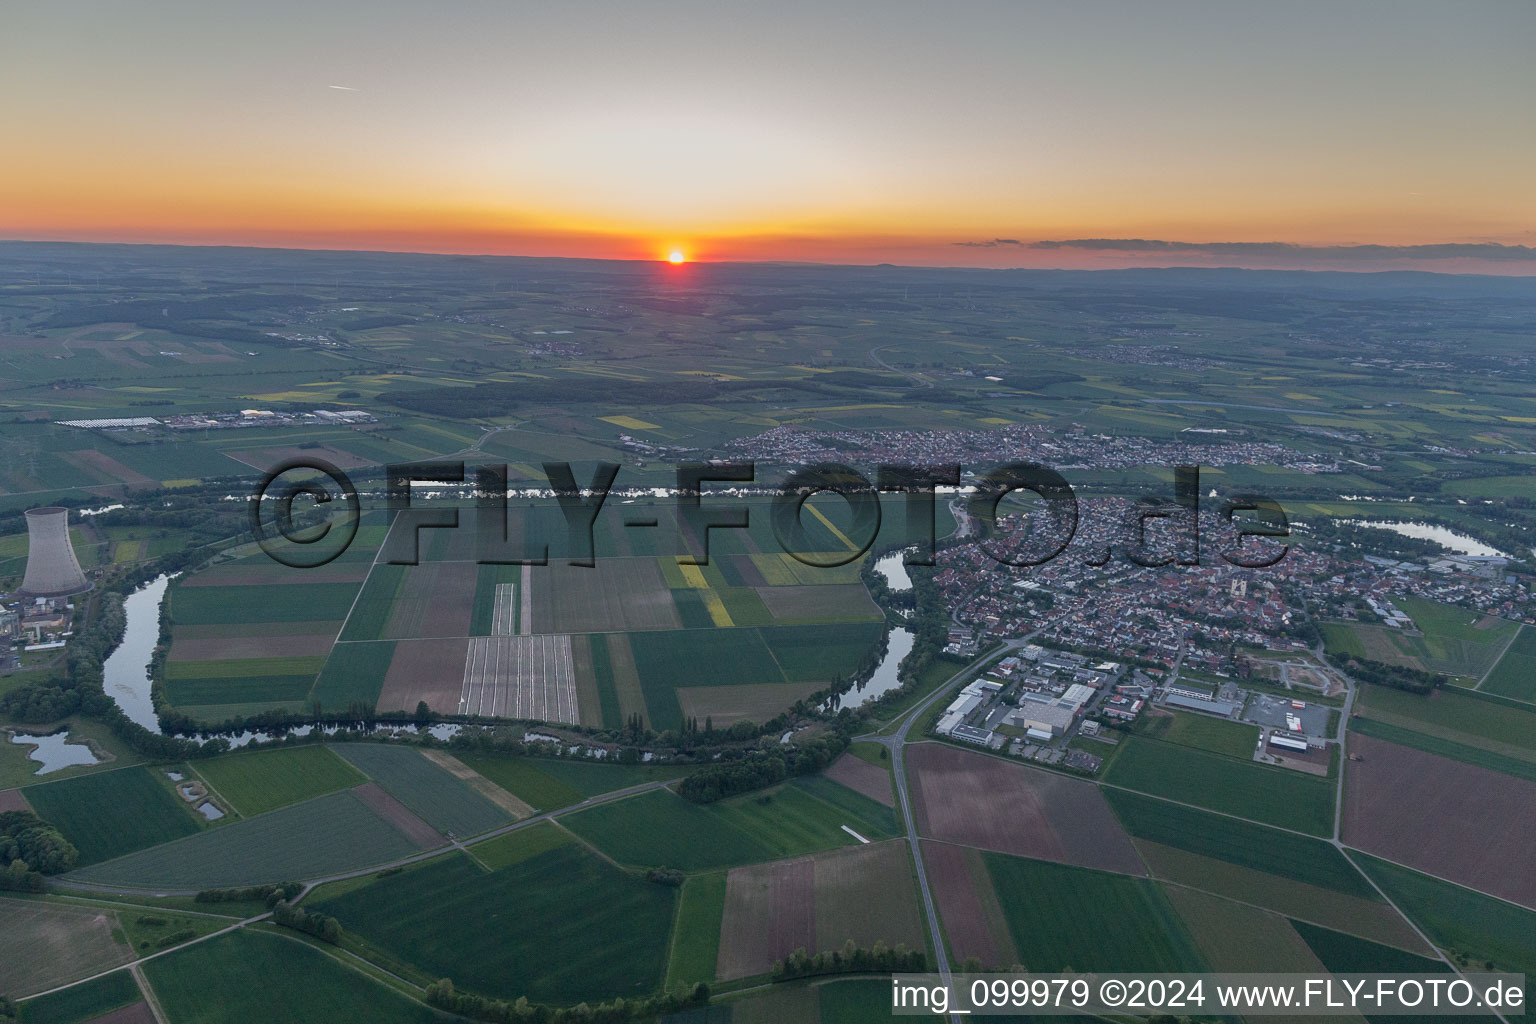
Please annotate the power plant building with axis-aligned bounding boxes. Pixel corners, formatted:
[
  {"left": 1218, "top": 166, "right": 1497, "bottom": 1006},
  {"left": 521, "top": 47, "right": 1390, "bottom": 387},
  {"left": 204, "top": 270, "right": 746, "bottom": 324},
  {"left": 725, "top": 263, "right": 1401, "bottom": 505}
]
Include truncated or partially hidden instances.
[{"left": 15, "top": 507, "right": 92, "bottom": 599}]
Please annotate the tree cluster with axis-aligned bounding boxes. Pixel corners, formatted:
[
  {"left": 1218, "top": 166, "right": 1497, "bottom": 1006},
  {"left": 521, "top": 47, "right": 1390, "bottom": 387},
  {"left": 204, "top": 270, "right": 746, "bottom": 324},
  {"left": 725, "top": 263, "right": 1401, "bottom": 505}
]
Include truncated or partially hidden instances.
[
  {"left": 0, "top": 810, "right": 79, "bottom": 890},
  {"left": 272, "top": 900, "right": 342, "bottom": 945},
  {"left": 194, "top": 882, "right": 302, "bottom": 907},
  {"left": 1332, "top": 655, "right": 1444, "bottom": 694},
  {"left": 424, "top": 978, "right": 710, "bottom": 1023},
  {"left": 773, "top": 940, "right": 927, "bottom": 980},
  {"left": 643, "top": 867, "right": 684, "bottom": 887}
]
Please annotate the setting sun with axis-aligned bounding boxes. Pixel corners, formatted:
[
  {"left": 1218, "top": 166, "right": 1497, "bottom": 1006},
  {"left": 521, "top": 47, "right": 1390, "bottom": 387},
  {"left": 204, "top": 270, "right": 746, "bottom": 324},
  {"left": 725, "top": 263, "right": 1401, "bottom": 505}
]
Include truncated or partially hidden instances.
[{"left": 667, "top": 250, "right": 686, "bottom": 264}]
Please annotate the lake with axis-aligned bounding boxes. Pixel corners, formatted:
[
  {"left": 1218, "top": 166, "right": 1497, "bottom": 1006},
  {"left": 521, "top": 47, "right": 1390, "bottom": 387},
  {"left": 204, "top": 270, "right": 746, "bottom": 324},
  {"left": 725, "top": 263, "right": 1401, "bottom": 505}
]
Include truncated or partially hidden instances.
[
  {"left": 874, "top": 549, "right": 914, "bottom": 592},
  {"left": 1346, "top": 520, "right": 1508, "bottom": 558},
  {"left": 8, "top": 730, "right": 101, "bottom": 774}
]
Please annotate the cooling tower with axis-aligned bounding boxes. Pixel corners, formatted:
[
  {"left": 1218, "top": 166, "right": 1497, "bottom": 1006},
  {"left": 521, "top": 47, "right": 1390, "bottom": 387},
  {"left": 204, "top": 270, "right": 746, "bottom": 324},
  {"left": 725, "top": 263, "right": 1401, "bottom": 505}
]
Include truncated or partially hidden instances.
[{"left": 16, "top": 507, "right": 91, "bottom": 599}]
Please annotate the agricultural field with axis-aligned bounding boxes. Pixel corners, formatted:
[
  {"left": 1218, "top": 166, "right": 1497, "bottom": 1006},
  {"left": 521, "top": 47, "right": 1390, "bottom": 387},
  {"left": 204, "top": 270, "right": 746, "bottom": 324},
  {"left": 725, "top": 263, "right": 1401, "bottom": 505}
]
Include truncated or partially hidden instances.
[
  {"left": 982, "top": 854, "right": 1208, "bottom": 973},
  {"left": 189, "top": 745, "right": 366, "bottom": 817},
  {"left": 1139, "top": 710, "right": 1260, "bottom": 759},
  {"left": 68, "top": 788, "right": 427, "bottom": 889},
  {"left": 1104, "top": 788, "right": 1378, "bottom": 898},
  {"left": 0, "top": 898, "right": 134, "bottom": 998},
  {"left": 370, "top": 637, "right": 467, "bottom": 715},
  {"left": 1342, "top": 733, "right": 1536, "bottom": 909},
  {"left": 453, "top": 754, "right": 586, "bottom": 811},
  {"left": 1163, "top": 886, "right": 1330, "bottom": 973},
  {"left": 1356, "top": 682, "right": 1536, "bottom": 758},
  {"left": 13, "top": 969, "right": 144, "bottom": 1024},
  {"left": 309, "top": 640, "right": 396, "bottom": 710},
  {"left": 1291, "top": 920, "right": 1449, "bottom": 974},
  {"left": 22, "top": 766, "right": 201, "bottom": 866},
  {"left": 458, "top": 633, "right": 579, "bottom": 723},
  {"left": 714, "top": 840, "right": 924, "bottom": 980},
  {"left": 822, "top": 752, "right": 893, "bottom": 807},
  {"left": 559, "top": 778, "right": 894, "bottom": 872},
  {"left": 528, "top": 557, "right": 680, "bottom": 633},
  {"left": 1134, "top": 841, "right": 1434, "bottom": 954},
  {"left": 1322, "top": 598, "right": 1518, "bottom": 684},
  {"left": 667, "top": 870, "right": 728, "bottom": 989},
  {"left": 142, "top": 929, "right": 445, "bottom": 1024},
  {"left": 330, "top": 743, "right": 513, "bottom": 839},
  {"left": 465, "top": 819, "right": 572, "bottom": 870},
  {"left": 168, "top": 580, "right": 360, "bottom": 626},
  {"left": 1480, "top": 624, "right": 1536, "bottom": 701},
  {"left": 312, "top": 845, "right": 675, "bottom": 1005},
  {"left": 1349, "top": 716, "right": 1536, "bottom": 781},
  {"left": 920, "top": 840, "right": 1017, "bottom": 969},
  {"left": 906, "top": 743, "right": 1143, "bottom": 873},
  {"left": 1356, "top": 853, "right": 1536, "bottom": 975},
  {"left": 1104, "top": 735, "right": 1335, "bottom": 835}
]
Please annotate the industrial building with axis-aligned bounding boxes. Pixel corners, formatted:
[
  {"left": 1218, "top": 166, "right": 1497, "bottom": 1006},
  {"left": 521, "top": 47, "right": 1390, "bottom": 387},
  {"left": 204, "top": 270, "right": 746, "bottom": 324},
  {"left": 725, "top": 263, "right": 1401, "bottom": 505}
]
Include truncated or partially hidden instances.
[
  {"left": 1267, "top": 732, "right": 1310, "bottom": 753},
  {"left": 1163, "top": 691, "right": 1242, "bottom": 717},
  {"left": 1008, "top": 694, "right": 1078, "bottom": 740}
]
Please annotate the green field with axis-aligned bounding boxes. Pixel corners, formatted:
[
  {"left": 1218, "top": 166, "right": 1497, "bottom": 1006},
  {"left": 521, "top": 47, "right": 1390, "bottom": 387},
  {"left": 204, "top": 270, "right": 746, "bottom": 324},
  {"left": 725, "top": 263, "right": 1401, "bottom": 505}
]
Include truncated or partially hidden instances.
[
  {"left": 310, "top": 640, "right": 395, "bottom": 710},
  {"left": 313, "top": 845, "right": 675, "bottom": 1005},
  {"left": 465, "top": 820, "right": 573, "bottom": 871},
  {"left": 1355, "top": 852, "right": 1536, "bottom": 974},
  {"left": 622, "top": 622, "right": 883, "bottom": 730},
  {"left": 454, "top": 754, "right": 585, "bottom": 810},
  {"left": 142, "top": 928, "right": 444, "bottom": 1024},
  {"left": 191, "top": 745, "right": 367, "bottom": 817},
  {"left": 1146, "top": 711, "right": 1261, "bottom": 759},
  {"left": 331, "top": 743, "right": 511, "bottom": 838},
  {"left": 69, "top": 788, "right": 424, "bottom": 889},
  {"left": 170, "top": 582, "right": 360, "bottom": 625},
  {"left": 983, "top": 853, "right": 1208, "bottom": 972},
  {"left": 818, "top": 979, "right": 911, "bottom": 1023},
  {"left": 560, "top": 779, "right": 893, "bottom": 871},
  {"left": 1291, "top": 919, "right": 1449, "bottom": 973},
  {"left": 666, "top": 870, "right": 728, "bottom": 989},
  {"left": 23, "top": 766, "right": 201, "bottom": 866},
  {"left": 760, "top": 622, "right": 885, "bottom": 682},
  {"left": 16, "top": 969, "right": 141, "bottom": 1024},
  {"left": 1104, "top": 736, "right": 1335, "bottom": 835},
  {"left": 1481, "top": 624, "right": 1536, "bottom": 701},
  {"left": 164, "top": 672, "right": 319, "bottom": 707},
  {"left": 337, "top": 564, "right": 406, "bottom": 642},
  {"left": 1104, "top": 788, "right": 1377, "bottom": 898}
]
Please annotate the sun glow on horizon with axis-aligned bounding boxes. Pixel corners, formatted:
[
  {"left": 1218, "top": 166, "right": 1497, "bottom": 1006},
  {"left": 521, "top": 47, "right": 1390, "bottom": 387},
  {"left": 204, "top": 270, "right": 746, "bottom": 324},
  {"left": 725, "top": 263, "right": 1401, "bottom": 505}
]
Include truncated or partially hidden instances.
[{"left": 667, "top": 250, "right": 686, "bottom": 264}]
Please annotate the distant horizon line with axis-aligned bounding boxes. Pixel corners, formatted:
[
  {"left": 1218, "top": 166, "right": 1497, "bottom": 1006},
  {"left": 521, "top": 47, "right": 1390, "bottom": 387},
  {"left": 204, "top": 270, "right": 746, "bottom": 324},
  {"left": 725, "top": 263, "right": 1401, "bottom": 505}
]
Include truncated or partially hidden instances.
[{"left": 4, "top": 234, "right": 1536, "bottom": 279}]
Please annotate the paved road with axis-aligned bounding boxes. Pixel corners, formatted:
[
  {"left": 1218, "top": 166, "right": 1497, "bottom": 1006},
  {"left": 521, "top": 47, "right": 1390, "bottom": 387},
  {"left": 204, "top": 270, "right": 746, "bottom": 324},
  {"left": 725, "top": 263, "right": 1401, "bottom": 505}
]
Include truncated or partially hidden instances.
[
  {"left": 861, "top": 631, "right": 1055, "bottom": 1024},
  {"left": 869, "top": 344, "right": 934, "bottom": 389}
]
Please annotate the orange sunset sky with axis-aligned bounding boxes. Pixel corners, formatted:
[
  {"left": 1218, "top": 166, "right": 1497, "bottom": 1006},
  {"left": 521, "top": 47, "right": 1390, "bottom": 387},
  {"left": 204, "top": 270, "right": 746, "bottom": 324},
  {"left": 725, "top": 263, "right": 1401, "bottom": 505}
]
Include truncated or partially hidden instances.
[{"left": 3, "top": 1, "right": 1534, "bottom": 272}]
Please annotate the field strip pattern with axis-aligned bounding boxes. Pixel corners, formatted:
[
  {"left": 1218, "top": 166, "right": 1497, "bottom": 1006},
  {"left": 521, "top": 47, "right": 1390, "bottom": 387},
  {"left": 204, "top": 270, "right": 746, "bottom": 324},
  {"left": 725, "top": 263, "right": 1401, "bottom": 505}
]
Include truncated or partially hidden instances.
[
  {"left": 491, "top": 583, "right": 517, "bottom": 635},
  {"left": 520, "top": 563, "right": 533, "bottom": 635},
  {"left": 460, "top": 634, "right": 579, "bottom": 722}
]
